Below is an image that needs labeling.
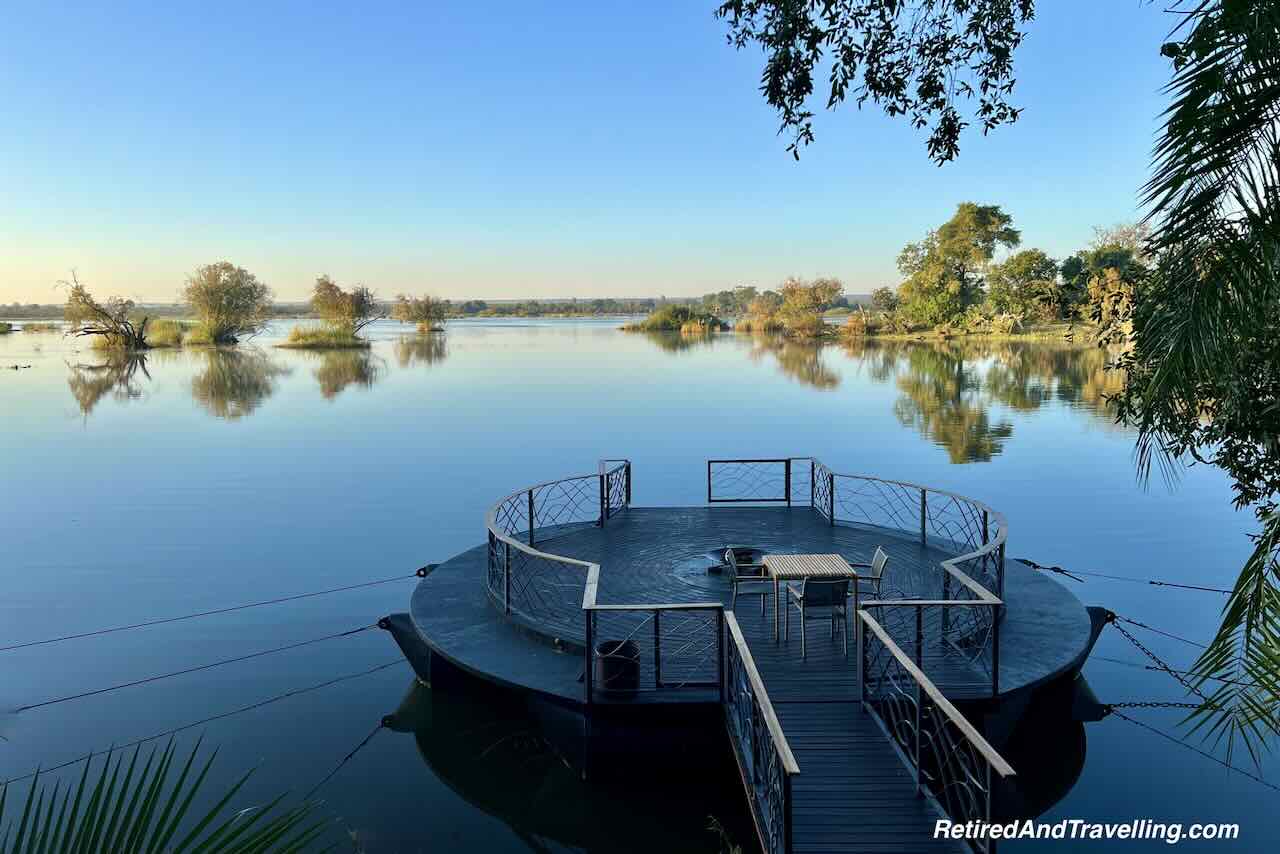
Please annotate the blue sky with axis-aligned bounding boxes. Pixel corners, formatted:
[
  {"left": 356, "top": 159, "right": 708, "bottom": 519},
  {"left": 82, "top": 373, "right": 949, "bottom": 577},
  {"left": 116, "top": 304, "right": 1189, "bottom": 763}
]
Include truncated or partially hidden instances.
[{"left": 0, "top": 1, "right": 1173, "bottom": 302}]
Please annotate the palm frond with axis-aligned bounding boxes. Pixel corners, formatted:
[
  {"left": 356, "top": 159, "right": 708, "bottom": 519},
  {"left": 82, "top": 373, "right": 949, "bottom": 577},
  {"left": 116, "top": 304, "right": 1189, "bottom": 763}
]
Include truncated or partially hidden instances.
[{"left": 0, "top": 740, "right": 327, "bottom": 853}]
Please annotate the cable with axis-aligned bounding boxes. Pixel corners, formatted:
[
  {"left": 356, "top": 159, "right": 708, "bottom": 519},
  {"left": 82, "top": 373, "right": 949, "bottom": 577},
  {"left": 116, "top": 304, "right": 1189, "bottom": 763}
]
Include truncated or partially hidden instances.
[
  {"left": 0, "top": 572, "right": 422, "bottom": 654},
  {"left": 14, "top": 624, "right": 378, "bottom": 713},
  {"left": 1, "top": 658, "right": 405, "bottom": 785},
  {"left": 1115, "top": 615, "right": 1208, "bottom": 650},
  {"left": 1016, "top": 558, "right": 1231, "bottom": 594},
  {"left": 1110, "top": 710, "right": 1280, "bottom": 794},
  {"left": 303, "top": 723, "right": 384, "bottom": 801},
  {"left": 1091, "top": 655, "right": 1264, "bottom": 689}
]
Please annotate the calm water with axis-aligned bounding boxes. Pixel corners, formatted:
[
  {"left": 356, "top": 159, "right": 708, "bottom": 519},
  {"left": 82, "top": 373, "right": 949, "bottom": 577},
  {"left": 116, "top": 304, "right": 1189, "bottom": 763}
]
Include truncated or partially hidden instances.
[{"left": 0, "top": 319, "right": 1274, "bottom": 851}]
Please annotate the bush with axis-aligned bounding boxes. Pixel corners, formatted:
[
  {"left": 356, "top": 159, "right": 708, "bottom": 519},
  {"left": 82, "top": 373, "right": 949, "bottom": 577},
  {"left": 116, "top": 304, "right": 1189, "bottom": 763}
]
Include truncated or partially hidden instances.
[
  {"left": 735, "top": 315, "right": 784, "bottom": 333},
  {"left": 20, "top": 322, "right": 59, "bottom": 333},
  {"left": 278, "top": 324, "right": 371, "bottom": 349},
  {"left": 990, "top": 313, "right": 1023, "bottom": 335},
  {"left": 841, "top": 312, "right": 870, "bottom": 338},
  {"left": 311, "top": 275, "right": 382, "bottom": 336},
  {"left": 391, "top": 294, "right": 450, "bottom": 332},
  {"left": 623, "top": 304, "right": 724, "bottom": 332},
  {"left": 0, "top": 322, "right": 12, "bottom": 334},
  {"left": 183, "top": 262, "right": 272, "bottom": 344},
  {"left": 781, "top": 310, "right": 826, "bottom": 338}
]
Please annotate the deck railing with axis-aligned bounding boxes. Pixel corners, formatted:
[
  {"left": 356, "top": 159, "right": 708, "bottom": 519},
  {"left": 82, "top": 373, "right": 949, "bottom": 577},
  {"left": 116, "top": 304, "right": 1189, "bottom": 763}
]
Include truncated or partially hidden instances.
[
  {"left": 485, "top": 459, "right": 630, "bottom": 642},
  {"left": 725, "top": 612, "right": 799, "bottom": 854},
  {"left": 581, "top": 564, "right": 724, "bottom": 697},
  {"left": 858, "top": 610, "right": 1015, "bottom": 854}
]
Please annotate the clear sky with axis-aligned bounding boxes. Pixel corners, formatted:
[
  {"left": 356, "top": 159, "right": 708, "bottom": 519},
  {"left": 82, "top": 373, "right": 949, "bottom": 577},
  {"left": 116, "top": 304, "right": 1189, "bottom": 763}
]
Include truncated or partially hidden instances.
[{"left": 0, "top": 1, "right": 1174, "bottom": 303}]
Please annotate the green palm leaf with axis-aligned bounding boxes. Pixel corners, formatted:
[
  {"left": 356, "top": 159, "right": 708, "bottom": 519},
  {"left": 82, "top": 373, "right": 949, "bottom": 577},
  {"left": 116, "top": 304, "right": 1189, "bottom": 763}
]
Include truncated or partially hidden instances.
[{"left": 0, "top": 740, "right": 328, "bottom": 853}]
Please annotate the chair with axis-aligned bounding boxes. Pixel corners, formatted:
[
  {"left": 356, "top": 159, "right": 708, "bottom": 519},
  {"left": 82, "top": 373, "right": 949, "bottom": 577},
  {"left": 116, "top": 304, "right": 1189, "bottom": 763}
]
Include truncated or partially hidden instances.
[
  {"left": 725, "top": 548, "right": 770, "bottom": 617},
  {"left": 849, "top": 547, "right": 890, "bottom": 598},
  {"left": 784, "top": 578, "right": 850, "bottom": 660}
]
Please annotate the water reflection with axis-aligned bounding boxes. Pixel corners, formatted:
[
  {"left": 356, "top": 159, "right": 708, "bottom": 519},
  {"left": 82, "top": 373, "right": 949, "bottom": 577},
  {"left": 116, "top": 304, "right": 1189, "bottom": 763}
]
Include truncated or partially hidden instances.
[
  {"left": 66, "top": 352, "right": 150, "bottom": 416},
  {"left": 891, "top": 345, "right": 1015, "bottom": 463},
  {"left": 637, "top": 330, "right": 716, "bottom": 354},
  {"left": 310, "top": 350, "right": 384, "bottom": 399},
  {"left": 380, "top": 679, "right": 752, "bottom": 853},
  {"left": 393, "top": 333, "right": 448, "bottom": 369},
  {"left": 747, "top": 336, "right": 840, "bottom": 390},
  {"left": 190, "top": 349, "right": 291, "bottom": 420}
]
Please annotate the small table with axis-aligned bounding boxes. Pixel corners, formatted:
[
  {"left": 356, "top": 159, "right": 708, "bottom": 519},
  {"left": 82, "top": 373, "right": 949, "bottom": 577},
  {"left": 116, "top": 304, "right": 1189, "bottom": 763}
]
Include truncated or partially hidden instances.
[{"left": 762, "top": 553, "right": 859, "bottom": 641}]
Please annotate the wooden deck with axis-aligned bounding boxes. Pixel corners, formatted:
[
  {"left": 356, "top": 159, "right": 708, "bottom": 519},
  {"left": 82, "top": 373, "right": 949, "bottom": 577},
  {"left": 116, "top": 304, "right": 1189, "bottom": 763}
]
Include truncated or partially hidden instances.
[{"left": 732, "top": 603, "right": 969, "bottom": 853}]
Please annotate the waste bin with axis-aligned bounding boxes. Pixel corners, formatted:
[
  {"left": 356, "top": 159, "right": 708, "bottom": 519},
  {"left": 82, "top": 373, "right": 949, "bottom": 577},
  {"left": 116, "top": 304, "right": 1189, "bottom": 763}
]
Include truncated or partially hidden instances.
[{"left": 594, "top": 639, "right": 640, "bottom": 693}]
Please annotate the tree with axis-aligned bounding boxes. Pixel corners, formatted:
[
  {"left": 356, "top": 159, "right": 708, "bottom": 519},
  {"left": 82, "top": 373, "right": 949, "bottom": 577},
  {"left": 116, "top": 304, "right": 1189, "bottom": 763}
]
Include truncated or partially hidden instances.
[
  {"left": 715, "top": 1, "right": 1036, "bottom": 162},
  {"left": 871, "top": 287, "right": 900, "bottom": 313},
  {"left": 62, "top": 273, "right": 149, "bottom": 349},
  {"left": 391, "top": 294, "right": 450, "bottom": 332},
  {"left": 183, "top": 261, "right": 272, "bottom": 344},
  {"left": 897, "top": 204, "right": 1020, "bottom": 325},
  {"left": 986, "top": 248, "right": 1059, "bottom": 320},
  {"left": 310, "top": 275, "right": 383, "bottom": 336},
  {"left": 777, "top": 277, "right": 844, "bottom": 337}
]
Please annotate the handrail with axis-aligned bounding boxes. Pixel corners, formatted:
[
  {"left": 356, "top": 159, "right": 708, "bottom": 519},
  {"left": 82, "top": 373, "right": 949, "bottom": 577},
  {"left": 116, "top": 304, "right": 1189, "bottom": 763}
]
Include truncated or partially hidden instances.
[
  {"left": 859, "top": 610, "right": 1014, "bottom": 778},
  {"left": 725, "top": 612, "right": 799, "bottom": 774}
]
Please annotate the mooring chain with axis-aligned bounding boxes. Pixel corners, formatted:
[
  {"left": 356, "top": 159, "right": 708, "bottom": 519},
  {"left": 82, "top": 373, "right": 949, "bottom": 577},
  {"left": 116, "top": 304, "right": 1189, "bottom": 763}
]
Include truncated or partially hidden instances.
[
  {"left": 1107, "top": 701, "right": 1206, "bottom": 711},
  {"left": 1108, "top": 616, "right": 1213, "bottom": 708},
  {"left": 1016, "top": 558, "right": 1231, "bottom": 594}
]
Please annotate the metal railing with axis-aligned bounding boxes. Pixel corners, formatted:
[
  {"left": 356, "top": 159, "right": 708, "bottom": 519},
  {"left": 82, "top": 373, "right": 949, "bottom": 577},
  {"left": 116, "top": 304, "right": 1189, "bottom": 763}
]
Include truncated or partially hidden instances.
[
  {"left": 858, "top": 609, "right": 1015, "bottom": 854},
  {"left": 708, "top": 456, "right": 1006, "bottom": 693},
  {"left": 581, "top": 564, "right": 724, "bottom": 698},
  {"left": 485, "top": 459, "right": 630, "bottom": 642},
  {"left": 725, "top": 612, "right": 799, "bottom": 854}
]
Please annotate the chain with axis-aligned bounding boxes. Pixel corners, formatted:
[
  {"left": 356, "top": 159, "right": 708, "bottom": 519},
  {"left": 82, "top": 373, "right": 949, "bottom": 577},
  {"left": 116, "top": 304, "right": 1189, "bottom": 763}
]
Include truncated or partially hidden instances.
[
  {"left": 1109, "top": 619, "right": 1213, "bottom": 707},
  {"left": 1107, "top": 701, "right": 1207, "bottom": 711}
]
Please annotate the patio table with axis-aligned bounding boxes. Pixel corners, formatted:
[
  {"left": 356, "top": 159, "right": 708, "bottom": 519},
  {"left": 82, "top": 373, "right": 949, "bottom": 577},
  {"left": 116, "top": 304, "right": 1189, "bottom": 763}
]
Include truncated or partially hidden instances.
[{"left": 762, "top": 553, "right": 859, "bottom": 642}]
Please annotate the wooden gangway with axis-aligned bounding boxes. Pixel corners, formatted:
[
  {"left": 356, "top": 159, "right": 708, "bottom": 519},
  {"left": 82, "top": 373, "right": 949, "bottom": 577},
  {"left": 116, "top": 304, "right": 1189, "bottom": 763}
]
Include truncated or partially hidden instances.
[{"left": 725, "top": 607, "right": 1015, "bottom": 854}]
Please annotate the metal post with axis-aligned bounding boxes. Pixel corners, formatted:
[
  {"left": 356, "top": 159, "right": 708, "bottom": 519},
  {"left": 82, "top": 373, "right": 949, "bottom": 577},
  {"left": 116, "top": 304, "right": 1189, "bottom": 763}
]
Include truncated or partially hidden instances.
[
  {"left": 598, "top": 473, "right": 606, "bottom": 526},
  {"left": 528, "top": 489, "right": 535, "bottom": 546},
  {"left": 856, "top": 612, "right": 864, "bottom": 704},
  {"left": 915, "top": 606, "right": 923, "bottom": 668},
  {"left": 584, "top": 608, "right": 594, "bottom": 705},
  {"left": 784, "top": 458, "right": 792, "bottom": 506},
  {"left": 809, "top": 459, "right": 816, "bottom": 510},
  {"left": 982, "top": 509, "right": 990, "bottom": 575},
  {"left": 625, "top": 461, "right": 632, "bottom": 505},
  {"left": 653, "top": 609, "right": 662, "bottom": 689},
  {"left": 941, "top": 573, "right": 951, "bottom": 637},
  {"left": 920, "top": 489, "right": 928, "bottom": 545},
  {"left": 828, "top": 472, "right": 835, "bottom": 526},
  {"left": 784, "top": 774, "right": 793, "bottom": 854},
  {"left": 991, "top": 608, "right": 1001, "bottom": 696},
  {"left": 717, "top": 609, "right": 726, "bottom": 704},
  {"left": 913, "top": 682, "right": 922, "bottom": 796},
  {"left": 998, "top": 541, "right": 1006, "bottom": 598},
  {"left": 707, "top": 460, "right": 713, "bottom": 503}
]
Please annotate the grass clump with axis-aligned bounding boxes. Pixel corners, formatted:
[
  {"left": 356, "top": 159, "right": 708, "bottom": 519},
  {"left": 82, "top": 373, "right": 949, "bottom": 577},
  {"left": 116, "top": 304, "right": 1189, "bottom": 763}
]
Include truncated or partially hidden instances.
[
  {"left": 623, "top": 304, "right": 724, "bottom": 332},
  {"left": 20, "top": 322, "right": 59, "bottom": 333},
  {"left": 147, "top": 318, "right": 189, "bottom": 347},
  {"left": 279, "top": 324, "right": 371, "bottom": 349},
  {"left": 0, "top": 322, "right": 12, "bottom": 334}
]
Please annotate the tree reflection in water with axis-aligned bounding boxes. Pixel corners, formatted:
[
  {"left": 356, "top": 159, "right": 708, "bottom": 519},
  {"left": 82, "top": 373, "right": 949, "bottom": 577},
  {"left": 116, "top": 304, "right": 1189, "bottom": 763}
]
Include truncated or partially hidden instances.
[
  {"left": 841, "top": 339, "right": 1125, "bottom": 463},
  {"left": 66, "top": 352, "right": 150, "bottom": 416},
  {"left": 311, "top": 349, "right": 384, "bottom": 399},
  {"left": 747, "top": 335, "right": 840, "bottom": 390},
  {"left": 190, "top": 349, "right": 291, "bottom": 420},
  {"left": 393, "top": 333, "right": 448, "bottom": 369}
]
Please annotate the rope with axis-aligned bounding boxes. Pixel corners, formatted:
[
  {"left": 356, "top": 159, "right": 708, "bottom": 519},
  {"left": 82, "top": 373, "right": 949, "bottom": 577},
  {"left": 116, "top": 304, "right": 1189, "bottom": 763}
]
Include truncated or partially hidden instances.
[
  {"left": 1016, "top": 558, "right": 1231, "bottom": 594},
  {"left": 0, "top": 658, "right": 405, "bottom": 785},
  {"left": 0, "top": 572, "right": 423, "bottom": 654},
  {"left": 1109, "top": 710, "right": 1280, "bottom": 794},
  {"left": 14, "top": 624, "right": 378, "bottom": 712},
  {"left": 304, "top": 723, "right": 384, "bottom": 801}
]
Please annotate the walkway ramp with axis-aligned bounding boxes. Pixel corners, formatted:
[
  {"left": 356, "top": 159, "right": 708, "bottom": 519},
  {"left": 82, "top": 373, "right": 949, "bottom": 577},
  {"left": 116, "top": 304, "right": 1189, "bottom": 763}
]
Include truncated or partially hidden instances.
[{"left": 726, "top": 607, "right": 1010, "bottom": 854}]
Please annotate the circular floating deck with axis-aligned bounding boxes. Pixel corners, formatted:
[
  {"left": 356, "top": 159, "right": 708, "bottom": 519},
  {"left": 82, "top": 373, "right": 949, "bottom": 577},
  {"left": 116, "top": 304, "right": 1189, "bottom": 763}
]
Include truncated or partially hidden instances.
[{"left": 409, "top": 506, "right": 1092, "bottom": 707}]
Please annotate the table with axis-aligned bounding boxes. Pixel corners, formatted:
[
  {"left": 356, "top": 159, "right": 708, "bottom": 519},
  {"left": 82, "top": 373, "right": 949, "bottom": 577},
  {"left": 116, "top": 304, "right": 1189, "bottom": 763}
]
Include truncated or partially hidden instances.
[{"left": 762, "top": 553, "right": 859, "bottom": 641}]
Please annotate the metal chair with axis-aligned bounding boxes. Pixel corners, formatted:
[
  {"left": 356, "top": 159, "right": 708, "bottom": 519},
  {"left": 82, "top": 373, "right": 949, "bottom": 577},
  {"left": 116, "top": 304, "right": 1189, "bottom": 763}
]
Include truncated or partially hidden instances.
[
  {"left": 784, "top": 578, "right": 850, "bottom": 660},
  {"left": 725, "top": 548, "right": 770, "bottom": 617},
  {"left": 849, "top": 547, "right": 890, "bottom": 598}
]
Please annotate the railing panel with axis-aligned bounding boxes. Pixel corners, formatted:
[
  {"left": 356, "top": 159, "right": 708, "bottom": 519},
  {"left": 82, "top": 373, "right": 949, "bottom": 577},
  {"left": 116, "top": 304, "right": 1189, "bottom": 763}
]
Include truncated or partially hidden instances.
[
  {"left": 831, "top": 473, "right": 921, "bottom": 534},
  {"left": 725, "top": 613, "right": 797, "bottom": 854},
  {"left": 588, "top": 606, "right": 722, "bottom": 692},
  {"left": 531, "top": 474, "right": 601, "bottom": 532},
  {"left": 924, "top": 490, "right": 987, "bottom": 554},
  {"left": 708, "top": 459, "right": 792, "bottom": 503},
  {"left": 859, "top": 610, "right": 1013, "bottom": 854},
  {"left": 603, "top": 461, "right": 630, "bottom": 518}
]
